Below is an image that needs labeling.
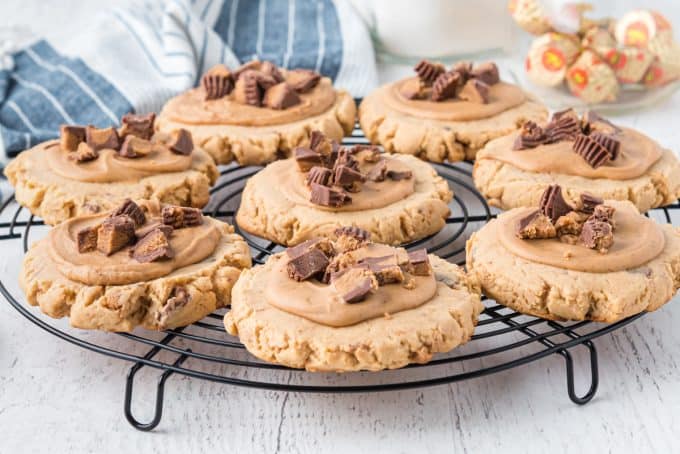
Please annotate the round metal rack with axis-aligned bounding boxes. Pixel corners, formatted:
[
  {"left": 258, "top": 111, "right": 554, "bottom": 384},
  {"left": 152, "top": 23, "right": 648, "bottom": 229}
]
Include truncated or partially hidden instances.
[{"left": 1, "top": 125, "right": 676, "bottom": 432}]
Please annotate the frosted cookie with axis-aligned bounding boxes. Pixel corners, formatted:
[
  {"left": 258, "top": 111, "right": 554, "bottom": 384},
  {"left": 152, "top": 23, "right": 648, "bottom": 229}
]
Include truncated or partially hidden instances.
[
  {"left": 467, "top": 185, "right": 680, "bottom": 322},
  {"left": 236, "top": 131, "right": 452, "bottom": 246},
  {"left": 225, "top": 228, "right": 482, "bottom": 371},
  {"left": 20, "top": 199, "right": 251, "bottom": 331},
  {"left": 5, "top": 113, "right": 218, "bottom": 226},
  {"left": 473, "top": 109, "right": 680, "bottom": 212},
  {"left": 358, "top": 60, "right": 547, "bottom": 162},
  {"left": 157, "top": 61, "right": 356, "bottom": 165}
]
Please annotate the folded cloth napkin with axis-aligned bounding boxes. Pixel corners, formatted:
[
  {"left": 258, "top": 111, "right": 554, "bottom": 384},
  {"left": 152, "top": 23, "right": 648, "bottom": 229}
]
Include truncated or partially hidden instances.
[{"left": 0, "top": 0, "right": 378, "bottom": 163}]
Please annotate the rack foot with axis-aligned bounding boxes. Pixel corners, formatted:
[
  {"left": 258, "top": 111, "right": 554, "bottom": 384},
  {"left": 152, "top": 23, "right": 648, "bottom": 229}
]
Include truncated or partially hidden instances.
[{"left": 556, "top": 340, "right": 599, "bottom": 405}]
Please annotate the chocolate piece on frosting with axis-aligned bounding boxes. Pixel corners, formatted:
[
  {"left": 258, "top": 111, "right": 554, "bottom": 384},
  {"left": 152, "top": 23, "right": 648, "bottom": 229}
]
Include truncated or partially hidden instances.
[
  {"left": 335, "top": 148, "right": 359, "bottom": 171},
  {"left": 110, "top": 199, "right": 146, "bottom": 227},
  {"left": 286, "top": 238, "right": 335, "bottom": 260},
  {"left": 551, "top": 108, "right": 580, "bottom": 123},
  {"left": 97, "top": 215, "right": 136, "bottom": 255},
  {"left": 400, "top": 77, "right": 429, "bottom": 100},
  {"left": 545, "top": 115, "right": 581, "bottom": 143},
  {"left": 539, "top": 185, "right": 572, "bottom": 223},
  {"left": 202, "top": 65, "right": 234, "bottom": 100},
  {"left": 406, "top": 249, "right": 432, "bottom": 276},
  {"left": 60, "top": 125, "right": 87, "bottom": 151},
  {"left": 554, "top": 211, "right": 589, "bottom": 236},
  {"left": 120, "top": 112, "right": 156, "bottom": 140},
  {"left": 414, "top": 59, "right": 445, "bottom": 85},
  {"left": 234, "top": 70, "right": 264, "bottom": 106},
  {"left": 286, "top": 248, "right": 330, "bottom": 281},
  {"left": 161, "top": 206, "right": 203, "bottom": 229},
  {"left": 353, "top": 144, "right": 381, "bottom": 163},
  {"left": 86, "top": 126, "right": 120, "bottom": 152},
  {"left": 119, "top": 135, "right": 155, "bottom": 158},
  {"left": 573, "top": 133, "right": 612, "bottom": 168},
  {"left": 458, "top": 79, "right": 489, "bottom": 104},
  {"left": 295, "top": 147, "right": 323, "bottom": 171},
  {"left": 362, "top": 255, "right": 405, "bottom": 285},
  {"left": 309, "top": 183, "right": 351, "bottom": 207},
  {"left": 512, "top": 121, "right": 546, "bottom": 150},
  {"left": 516, "top": 209, "right": 557, "bottom": 239},
  {"left": 133, "top": 227, "right": 175, "bottom": 263},
  {"left": 135, "top": 222, "right": 173, "bottom": 239},
  {"left": 334, "top": 165, "right": 364, "bottom": 191},
  {"left": 580, "top": 219, "right": 613, "bottom": 253},
  {"left": 386, "top": 169, "right": 413, "bottom": 181},
  {"left": 73, "top": 142, "right": 99, "bottom": 163},
  {"left": 366, "top": 159, "right": 388, "bottom": 182},
  {"left": 431, "top": 70, "right": 462, "bottom": 101},
  {"left": 582, "top": 110, "right": 621, "bottom": 135},
  {"left": 167, "top": 129, "right": 194, "bottom": 155},
  {"left": 470, "top": 62, "right": 500, "bottom": 85},
  {"left": 263, "top": 82, "right": 301, "bottom": 110},
  {"left": 580, "top": 192, "right": 604, "bottom": 214},
  {"left": 590, "top": 204, "right": 616, "bottom": 225},
  {"left": 590, "top": 132, "right": 620, "bottom": 160},
  {"left": 260, "top": 61, "right": 285, "bottom": 83},
  {"left": 77, "top": 225, "right": 100, "bottom": 253},
  {"left": 306, "top": 166, "right": 333, "bottom": 186},
  {"left": 309, "top": 130, "right": 325, "bottom": 151},
  {"left": 452, "top": 61, "right": 473, "bottom": 80},
  {"left": 233, "top": 60, "right": 263, "bottom": 80},
  {"left": 286, "top": 69, "right": 321, "bottom": 93},
  {"left": 332, "top": 266, "right": 379, "bottom": 303}
]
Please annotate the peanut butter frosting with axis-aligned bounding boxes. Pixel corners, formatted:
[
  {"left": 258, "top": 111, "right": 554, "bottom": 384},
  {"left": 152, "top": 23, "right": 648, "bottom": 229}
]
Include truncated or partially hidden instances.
[
  {"left": 48, "top": 202, "right": 221, "bottom": 286},
  {"left": 477, "top": 126, "right": 663, "bottom": 180},
  {"left": 380, "top": 78, "right": 528, "bottom": 122},
  {"left": 160, "top": 76, "right": 337, "bottom": 127},
  {"left": 498, "top": 201, "right": 665, "bottom": 273},
  {"left": 265, "top": 243, "right": 437, "bottom": 327}
]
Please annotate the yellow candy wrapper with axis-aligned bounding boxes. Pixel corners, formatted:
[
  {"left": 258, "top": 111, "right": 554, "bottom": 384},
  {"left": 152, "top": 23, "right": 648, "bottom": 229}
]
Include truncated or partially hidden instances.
[
  {"left": 508, "top": 0, "right": 552, "bottom": 35},
  {"left": 566, "top": 50, "right": 619, "bottom": 103}
]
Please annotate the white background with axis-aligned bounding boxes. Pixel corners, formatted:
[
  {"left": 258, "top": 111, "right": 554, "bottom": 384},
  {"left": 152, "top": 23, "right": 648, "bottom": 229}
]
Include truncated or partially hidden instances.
[{"left": 1, "top": 1, "right": 680, "bottom": 453}]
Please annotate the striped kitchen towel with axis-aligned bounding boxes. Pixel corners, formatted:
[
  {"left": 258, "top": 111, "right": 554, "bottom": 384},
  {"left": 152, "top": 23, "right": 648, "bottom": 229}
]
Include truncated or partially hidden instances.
[{"left": 0, "top": 0, "right": 378, "bottom": 163}]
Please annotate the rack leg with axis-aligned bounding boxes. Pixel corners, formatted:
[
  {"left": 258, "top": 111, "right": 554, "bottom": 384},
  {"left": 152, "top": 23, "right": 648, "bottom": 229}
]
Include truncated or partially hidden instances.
[{"left": 556, "top": 340, "right": 599, "bottom": 405}]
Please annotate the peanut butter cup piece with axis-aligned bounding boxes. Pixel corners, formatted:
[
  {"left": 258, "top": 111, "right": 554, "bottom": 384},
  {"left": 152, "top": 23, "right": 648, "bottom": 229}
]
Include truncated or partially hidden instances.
[
  {"left": 135, "top": 222, "right": 173, "bottom": 239},
  {"left": 201, "top": 64, "right": 234, "bottom": 100},
  {"left": 86, "top": 126, "right": 120, "bottom": 152},
  {"left": 334, "top": 164, "right": 364, "bottom": 191},
  {"left": 589, "top": 204, "right": 616, "bottom": 225},
  {"left": 414, "top": 59, "right": 445, "bottom": 85},
  {"left": 306, "top": 166, "right": 333, "bottom": 186},
  {"left": 334, "top": 226, "right": 371, "bottom": 252},
  {"left": 470, "top": 62, "right": 500, "bottom": 85},
  {"left": 111, "top": 199, "right": 146, "bottom": 227},
  {"left": 120, "top": 112, "right": 156, "bottom": 140},
  {"left": 431, "top": 71, "right": 462, "bottom": 102},
  {"left": 97, "top": 215, "right": 136, "bottom": 255},
  {"left": 167, "top": 128, "right": 193, "bottom": 155},
  {"left": 582, "top": 110, "right": 621, "bottom": 135},
  {"left": 590, "top": 132, "right": 620, "bottom": 160},
  {"left": 286, "top": 69, "right": 321, "bottom": 93},
  {"left": 77, "top": 225, "right": 100, "bottom": 253},
  {"left": 161, "top": 206, "right": 203, "bottom": 229},
  {"left": 513, "top": 121, "right": 546, "bottom": 150},
  {"left": 366, "top": 159, "right": 387, "bottom": 182},
  {"left": 60, "top": 125, "right": 86, "bottom": 151},
  {"left": 573, "top": 133, "right": 611, "bottom": 168},
  {"left": 132, "top": 227, "right": 175, "bottom": 263},
  {"left": 361, "top": 255, "right": 405, "bottom": 285},
  {"left": 234, "top": 70, "right": 264, "bottom": 106},
  {"left": 458, "top": 79, "right": 489, "bottom": 104},
  {"left": 400, "top": 77, "right": 429, "bottom": 99},
  {"left": 260, "top": 61, "right": 284, "bottom": 83},
  {"left": 157, "top": 286, "right": 190, "bottom": 323},
  {"left": 406, "top": 248, "right": 432, "bottom": 276},
  {"left": 580, "top": 219, "right": 613, "bottom": 253},
  {"left": 334, "top": 148, "right": 359, "bottom": 170},
  {"left": 286, "top": 248, "right": 330, "bottom": 282},
  {"left": 295, "top": 147, "right": 324, "bottom": 171},
  {"left": 263, "top": 82, "right": 301, "bottom": 110},
  {"left": 386, "top": 169, "right": 412, "bottom": 181},
  {"left": 451, "top": 61, "right": 473, "bottom": 80},
  {"left": 233, "top": 60, "right": 263, "bottom": 80},
  {"left": 555, "top": 211, "right": 589, "bottom": 236},
  {"left": 545, "top": 115, "right": 581, "bottom": 143},
  {"left": 119, "top": 135, "right": 155, "bottom": 158},
  {"left": 286, "top": 238, "right": 335, "bottom": 260},
  {"left": 333, "top": 266, "right": 379, "bottom": 303},
  {"left": 73, "top": 142, "right": 99, "bottom": 163},
  {"left": 309, "top": 183, "right": 351, "bottom": 207},
  {"left": 539, "top": 185, "right": 572, "bottom": 223},
  {"left": 579, "top": 192, "right": 603, "bottom": 214},
  {"left": 516, "top": 209, "right": 557, "bottom": 239},
  {"left": 353, "top": 144, "right": 381, "bottom": 163}
]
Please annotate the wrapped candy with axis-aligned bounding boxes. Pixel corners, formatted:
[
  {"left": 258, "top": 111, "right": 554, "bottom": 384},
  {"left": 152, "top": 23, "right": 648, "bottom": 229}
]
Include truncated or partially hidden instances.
[
  {"left": 526, "top": 32, "right": 581, "bottom": 86},
  {"left": 508, "top": 0, "right": 552, "bottom": 35},
  {"left": 615, "top": 10, "right": 673, "bottom": 49},
  {"left": 602, "top": 47, "right": 655, "bottom": 84},
  {"left": 566, "top": 50, "right": 619, "bottom": 103}
]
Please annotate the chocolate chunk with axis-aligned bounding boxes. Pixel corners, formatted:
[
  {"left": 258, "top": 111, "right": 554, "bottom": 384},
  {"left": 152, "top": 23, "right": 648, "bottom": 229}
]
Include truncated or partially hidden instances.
[
  {"left": 60, "top": 125, "right": 86, "bottom": 151},
  {"left": 334, "top": 226, "right": 370, "bottom": 253},
  {"left": 400, "top": 77, "right": 429, "bottom": 99},
  {"left": 161, "top": 206, "right": 203, "bottom": 229},
  {"left": 254, "top": 72, "right": 278, "bottom": 91},
  {"left": 295, "top": 147, "right": 324, "bottom": 171},
  {"left": 260, "top": 61, "right": 285, "bottom": 83},
  {"left": 582, "top": 110, "right": 621, "bottom": 135},
  {"left": 97, "top": 215, "right": 136, "bottom": 255},
  {"left": 554, "top": 211, "right": 589, "bottom": 236},
  {"left": 157, "top": 286, "right": 190, "bottom": 324},
  {"left": 167, "top": 129, "right": 194, "bottom": 155},
  {"left": 263, "top": 82, "right": 301, "bottom": 109},
  {"left": 119, "top": 135, "right": 155, "bottom": 158},
  {"left": 286, "top": 69, "right": 321, "bottom": 93},
  {"left": 73, "top": 142, "right": 99, "bottom": 162},
  {"left": 367, "top": 159, "right": 388, "bottom": 182},
  {"left": 539, "top": 185, "right": 573, "bottom": 223},
  {"left": 451, "top": 61, "right": 473, "bottom": 80},
  {"left": 458, "top": 79, "right": 489, "bottom": 104},
  {"left": 580, "top": 219, "right": 613, "bottom": 253},
  {"left": 309, "top": 130, "right": 325, "bottom": 151},
  {"left": 551, "top": 108, "right": 580, "bottom": 123},
  {"left": 286, "top": 248, "right": 329, "bottom": 281},
  {"left": 386, "top": 169, "right": 413, "bottom": 181},
  {"left": 233, "top": 60, "right": 263, "bottom": 80},
  {"left": 110, "top": 199, "right": 146, "bottom": 227},
  {"left": 516, "top": 209, "right": 557, "bottom": 239},
  {"left": 513, "top": 121, "right": 546, "bottom": 150},
  {"left": 362, "top": 256, "right": 405, "bottom": 285},
  {"left": 590, "top": 204, "right": 616, "bottom": 224},
  {"left": 580, "top": 192, "right": 604, "bottom": 214},
  {"left": 406, "top": 249, "right": 432, "bottom": 276},
  {"left": 334, "top": 148, "right": 359, "bottom": 171},
  {"left": 335, "top": 226, "right": 370, "bottom": 241},
  {"left": 334, "top": 165, "right": 364, "bottom": 191},
  {"left": 286, "top": 238, "right": 335, "bottom": 260},
  {"left": 201, "top": 64, "right": 234, "bottom": 100},
  {"left": 431, "top": 70, "right": 462, "bottom": 102},
  {"left": 309, "top": 183, "right": 351, "bottom": 207},
  {"left": 414, "top": 59, "right": 445, "bottom": 85},
  {"left": 331, "top": 266, "right": 378, "bottom": 303},
  {"left": 132, "top": 227, "right": 175, "bottom": 263},
  {"left": 306, "top": 166, "right": 333, "bottom": 186},
  {"left": 590, "top": 132, "right": 620, "bottom": 160},
  {"left": 573, "top": 133, "right": 611, "bottom": 168},
  {"left": 120, "top": 112, "right": 156, "bottom": 140},
  {"left": 545, "top": 115, "right": 581, "bottom": 143},
  {"left": 86, "top": 126, "right": 120, "bottom": 152},
  {"left": 77, "top": 225, "right": 100, "bottom": 253},
  {"left": 353, "top": 144, "right": 381, "bottom": 163},
  {"left": 470, "top": 62, "right": 500, "bottom": 85},
  {"left": 233, "top": 70, "right": 264, "bottom": 106},
  {"left": 135, "top": 222, "right": 173, "bottom": 239}
]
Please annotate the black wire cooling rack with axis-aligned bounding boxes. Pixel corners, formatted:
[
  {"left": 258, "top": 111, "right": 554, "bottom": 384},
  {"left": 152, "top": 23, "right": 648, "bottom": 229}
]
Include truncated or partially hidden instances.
[{"left": 1, "top": 124, "right": 678, "bottom": 432}]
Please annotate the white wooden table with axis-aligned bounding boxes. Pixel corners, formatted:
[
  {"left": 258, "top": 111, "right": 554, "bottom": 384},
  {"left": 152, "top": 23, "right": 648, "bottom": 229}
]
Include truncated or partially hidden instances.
[{"left": 1, "top": 1, "right": 680, "bottom": 453}]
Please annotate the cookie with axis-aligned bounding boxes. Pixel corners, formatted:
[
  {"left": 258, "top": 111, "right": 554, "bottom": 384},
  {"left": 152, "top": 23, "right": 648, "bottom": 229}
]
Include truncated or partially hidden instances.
[
  {"left": 474, "top": 110, "right": 680, "bottom": 212},
  {"left": 467, "top": 194, "right": 680, "bottom": 322},
  {"left": 20, "top": 200, "right": 251, "bottom": 331},
  {"left": 157, "top": 61, "right": 356, "bottom": 166},
  {"left": 4, "top": 114, "right": 218, "bottom": 226},
  {"left": 358, "top": 60, "right": 548, "bottom": 162},
  {"left": 225, "top": 230, "right": 483, "bottom": 371},
  {"left": 236, "top": 136, "right": 452, "bottom": 246}
]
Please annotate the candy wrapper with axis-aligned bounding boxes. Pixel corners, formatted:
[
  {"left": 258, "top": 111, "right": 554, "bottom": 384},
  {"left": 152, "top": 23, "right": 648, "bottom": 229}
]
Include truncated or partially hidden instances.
[
  {"left": 566, "top": 50, "right": 619, "bottom": 103},
  {"left": 526, "top": 32, "right": 581, "bottom": 86},
  {"left": 603, "top": 47, "right": 655, "bottom": 84},
  {"left": 615, "top": 10, "right": 673, "bottom": 48},
  {"left": 508, "top": 0, "right": 552, "bottom": 35}
]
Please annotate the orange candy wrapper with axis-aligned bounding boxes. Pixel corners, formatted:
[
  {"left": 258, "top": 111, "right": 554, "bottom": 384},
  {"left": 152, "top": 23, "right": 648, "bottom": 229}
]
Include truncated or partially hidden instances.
[
  {"left": 526, "top": 32, "right": 581, "bottom": 87},
  {"left": 566, "top": 50, "right": 619, "bottom": 103}
]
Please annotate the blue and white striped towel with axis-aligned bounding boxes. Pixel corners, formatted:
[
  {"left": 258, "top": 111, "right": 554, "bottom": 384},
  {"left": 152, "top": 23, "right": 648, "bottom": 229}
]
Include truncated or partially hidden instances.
[{"left": 0, "top": 0, "right": 378, "bottom": 163}]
